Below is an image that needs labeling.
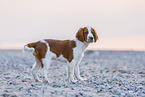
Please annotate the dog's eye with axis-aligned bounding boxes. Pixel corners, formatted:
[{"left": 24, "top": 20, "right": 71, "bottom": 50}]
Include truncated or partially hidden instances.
[{"left": 84, "top": 32, "right": 88, "bottom": 34}]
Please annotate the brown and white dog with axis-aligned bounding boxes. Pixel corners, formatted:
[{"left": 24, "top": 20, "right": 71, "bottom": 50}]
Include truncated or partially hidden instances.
[{"left": 24, "top": 27, "right": 98, "bottom": 83}]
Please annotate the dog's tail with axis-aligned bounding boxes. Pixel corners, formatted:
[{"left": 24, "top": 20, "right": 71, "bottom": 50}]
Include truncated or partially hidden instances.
[{"left": 24, "top": 42, "right": 37, "bottom": 52}]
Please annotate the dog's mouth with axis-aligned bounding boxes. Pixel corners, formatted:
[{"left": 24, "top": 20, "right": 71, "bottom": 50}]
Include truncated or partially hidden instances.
[
  {"left": 87, "top": 40, "right": 93, "bottom": 43},
  {"left": 87, "top": 38, "right": 94, "bottom": 43}
]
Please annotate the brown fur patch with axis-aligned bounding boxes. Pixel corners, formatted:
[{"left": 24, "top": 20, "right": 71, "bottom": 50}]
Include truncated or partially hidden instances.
[
  {"left": 83, "top": 27, "right": 89, "bottom": 42},
  {"left": 27, "top": 42, "right": 37, "bottom": 48},
  {"left": 27, "top": 41, "right": 47, "bottom": 68},
  {"left": 45, "top": 39, "right": 76, "bottom": 62},
  {"left": 34, "top": 42, "right": 47, "bottom": 68},
  {"left": 76, "top": 27, "right": 88, "bottom": 42},
  {"left": 91, "top": 27, "right": 98, "bottom": 42}
]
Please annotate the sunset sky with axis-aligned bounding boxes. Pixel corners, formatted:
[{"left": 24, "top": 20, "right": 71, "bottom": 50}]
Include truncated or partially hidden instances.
[{"left": 0, "top": 0, "right": 145, "bottom": 50}]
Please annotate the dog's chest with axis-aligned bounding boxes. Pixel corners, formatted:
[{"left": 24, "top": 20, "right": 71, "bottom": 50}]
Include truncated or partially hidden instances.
[{"left": 73, "top": 45, "right": 86, "bottom": 60}]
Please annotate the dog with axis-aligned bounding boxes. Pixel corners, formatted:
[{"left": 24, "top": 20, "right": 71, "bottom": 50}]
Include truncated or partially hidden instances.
[{"left": 24, "top": 27, "right": 98, "bottom": 83}]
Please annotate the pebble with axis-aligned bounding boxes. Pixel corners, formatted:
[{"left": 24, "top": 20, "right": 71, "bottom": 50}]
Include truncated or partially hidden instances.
[
  {"left": 4, "top": 77, "right": 11, "bottom": 79},
  {"left": 18, "top": 87, "right": 23, "bottom": 91},
  {"left": 2, "top": 94, "right": 10, "bottom": 97},
  {"left": 127, "top": 86, "right": 132, "bottom": 90},
  {"left": 27, "top": 88, "right": 31, "bottom": 93},
  {"left": 112, "top": 77, "right": 118, "bottom": 81},
  {"left": 79, "top": 92, "right": 83, "bottom": 96},
  {"left": 62, "top": 84, "right": 69, "bottom": 88},
  {"left": 22, "top": 79, "right": 26, "bottom": 82},
  {"left": 11, "top": 95, "right": 17, "bottom": 97},
  {"left": 113, "top": 90, "right": 121, "bottom": 95},
  {"left": 52, "top": 85, "right": 61, "bottom": 88}
]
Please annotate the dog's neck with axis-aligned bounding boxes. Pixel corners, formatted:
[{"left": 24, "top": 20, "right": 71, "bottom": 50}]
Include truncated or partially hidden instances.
[{"left": 74, "top": 38, "right": 89, "bottom": 52}]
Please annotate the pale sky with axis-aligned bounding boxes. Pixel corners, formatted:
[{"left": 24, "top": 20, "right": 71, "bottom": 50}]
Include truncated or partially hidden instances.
[{"left": 0, "top": 0, "right": 145, "bottom": 50}]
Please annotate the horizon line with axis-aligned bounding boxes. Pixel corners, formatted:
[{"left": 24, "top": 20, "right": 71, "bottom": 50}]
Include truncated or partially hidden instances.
[{"left": 0, "top": 48, "right": 145, "bottom": 52}]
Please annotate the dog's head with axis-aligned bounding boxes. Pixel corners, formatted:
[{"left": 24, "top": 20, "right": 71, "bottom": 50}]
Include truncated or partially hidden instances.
[{"left": 76, "top": 27, "right": 98, "bottom": 43}]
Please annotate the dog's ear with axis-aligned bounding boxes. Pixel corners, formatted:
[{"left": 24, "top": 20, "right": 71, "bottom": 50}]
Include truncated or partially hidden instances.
[
  {"left": 91, "top": 28, "right": 98, "bottom": 42},
  {"left": 76, "top": 27, "right": 85, "bottom": 42}
]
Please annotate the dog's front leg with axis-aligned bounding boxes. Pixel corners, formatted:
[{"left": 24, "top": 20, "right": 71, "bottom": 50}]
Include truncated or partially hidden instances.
[
  {"left": 67, "top": 62, "right": 78, "bottom": 83},
  {"left": 74, "top": 57, "right": 87, "bottom": 81}
]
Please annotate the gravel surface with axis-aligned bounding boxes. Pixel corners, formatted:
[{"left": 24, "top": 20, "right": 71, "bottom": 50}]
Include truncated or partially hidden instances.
[{"left": 0, "top": 50, "right": 145, "bottom": 97}]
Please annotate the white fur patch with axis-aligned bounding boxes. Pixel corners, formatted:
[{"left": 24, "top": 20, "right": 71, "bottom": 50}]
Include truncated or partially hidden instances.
[
  {"left": 24, "top": 45, "right": 34, "bottom": 52},
  {"left": 87, "top": 27, "right": 94, "bottom": 42}
]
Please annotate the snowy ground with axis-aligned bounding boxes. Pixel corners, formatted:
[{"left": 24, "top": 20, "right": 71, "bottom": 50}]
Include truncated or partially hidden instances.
[{"left": 0, "top": 50, "right": 145, "bottom": 97}]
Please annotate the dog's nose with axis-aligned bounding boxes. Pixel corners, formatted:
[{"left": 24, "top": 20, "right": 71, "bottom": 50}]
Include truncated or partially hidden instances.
[{"left": 89, "top": 37, "right": 93, "bottom": 40}]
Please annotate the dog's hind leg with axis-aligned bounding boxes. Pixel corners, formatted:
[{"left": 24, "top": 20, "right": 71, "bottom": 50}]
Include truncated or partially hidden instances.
[
  {"left": 32, "top": 59, "right": 41, "bottom": 82},
  {"left": 41, "top": 58, "right": 51, "bottom": 83}
]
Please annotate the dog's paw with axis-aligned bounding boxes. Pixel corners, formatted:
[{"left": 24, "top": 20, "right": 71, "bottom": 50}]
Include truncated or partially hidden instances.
[
  {"left": 70, "top": 79, "right": 78, "bottom": 84},
  {"left": 78, "top": 77, "right": 87, "bottom": 81}
]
